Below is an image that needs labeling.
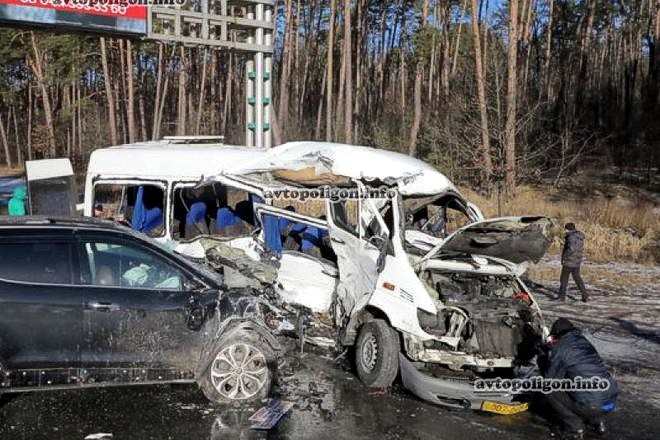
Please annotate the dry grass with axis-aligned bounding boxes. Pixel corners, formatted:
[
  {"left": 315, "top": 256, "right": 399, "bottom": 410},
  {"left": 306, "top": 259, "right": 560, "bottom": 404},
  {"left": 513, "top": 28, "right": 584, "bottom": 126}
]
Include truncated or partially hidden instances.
[
  {"left": 0, "top": 165, "right": 23, "bottom": 176},
  {"left": 462, "top": 186, "right": 660, "bottom": 265}
]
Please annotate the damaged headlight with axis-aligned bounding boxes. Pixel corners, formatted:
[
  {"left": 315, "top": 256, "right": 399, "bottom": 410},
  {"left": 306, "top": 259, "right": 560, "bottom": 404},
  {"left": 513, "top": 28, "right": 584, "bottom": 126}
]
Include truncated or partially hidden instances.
[{"left": 417, "top": 308, "right": 440, "bottom": 329}]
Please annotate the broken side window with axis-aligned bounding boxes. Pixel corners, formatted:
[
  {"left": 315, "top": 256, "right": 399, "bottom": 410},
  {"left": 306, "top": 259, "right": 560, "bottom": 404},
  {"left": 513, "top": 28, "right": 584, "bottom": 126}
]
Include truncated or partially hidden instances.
[
  {"left": 213, "top": 187, "right": 259, "bottom": 237},
  {"left": 403, "top": 195, "right": 471, "bottom": 237},
  {"left": 362, "top": 200, "right": 395, "bottom": 256},
  {"left": 329, "top": 199, "right": 359, "bottom": 237},
  {"left": 259, "top": 208, "right": 336, "bottom": 262},
  {"left": 93, "top": 183, "right": 165, "bottom": 238},
  {"left": 171, "top": 183, "right": 259, "bottom": 240}
]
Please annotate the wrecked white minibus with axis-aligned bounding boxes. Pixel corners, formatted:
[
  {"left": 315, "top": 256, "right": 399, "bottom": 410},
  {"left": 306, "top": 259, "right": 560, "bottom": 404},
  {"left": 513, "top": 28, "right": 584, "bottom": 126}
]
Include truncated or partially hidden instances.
[
  {"left": 187, "top": 142, "right": 552, "bottom": 413},
  {"left": 83, "top": 138, "right": 268, "bottom": 242}
]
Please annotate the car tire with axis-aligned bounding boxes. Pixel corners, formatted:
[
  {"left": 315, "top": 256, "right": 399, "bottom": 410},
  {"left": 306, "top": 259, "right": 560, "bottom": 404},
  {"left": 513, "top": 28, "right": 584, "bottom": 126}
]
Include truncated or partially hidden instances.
[
  {"left": 198, "top": 331, "right": 276, "bottom": 404},
  {"left": 355, "top": 319, "right": 400, "bottom": 388}
]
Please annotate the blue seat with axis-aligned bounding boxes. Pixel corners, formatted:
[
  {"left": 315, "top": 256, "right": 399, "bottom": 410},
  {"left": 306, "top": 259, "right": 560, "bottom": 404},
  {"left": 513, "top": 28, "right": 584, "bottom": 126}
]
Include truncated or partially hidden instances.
[
  {"left": 278, "top": 217, "right": 291, "bottom": 234},
  {"left": 184, "top": 202, "right": 209, "bottom": 238},
  {"left": 186, "top": 202, "right": 207, "bottom": 225},
  {"left": 301, "top": 226, "right": 321, "bottom": 251},
  {"left": 131, "top": 186, "right": 163, "bottom": 233},
  {"left": 142, "top": 207, "right": 163, "bottom": 233},
  {"left": 215, "top": 207, "right": 240, "bottom": 230}
]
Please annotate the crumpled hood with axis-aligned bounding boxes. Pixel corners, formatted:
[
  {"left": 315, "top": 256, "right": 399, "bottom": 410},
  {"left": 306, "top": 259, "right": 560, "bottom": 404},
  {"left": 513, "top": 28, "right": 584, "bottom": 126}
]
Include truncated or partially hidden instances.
[
  {"left": 226, "top": 141, "right": 457, "bottom": 196},
  {"left": 421, "top": 216, "right": 553, "bottom": 265}
]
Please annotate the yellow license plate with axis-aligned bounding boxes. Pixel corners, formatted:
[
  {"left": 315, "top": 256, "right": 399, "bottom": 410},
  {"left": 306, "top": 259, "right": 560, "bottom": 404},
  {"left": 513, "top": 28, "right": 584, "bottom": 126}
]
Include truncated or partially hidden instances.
[{"left": 480, "top": 401, "right": 529, "bottom": 415}]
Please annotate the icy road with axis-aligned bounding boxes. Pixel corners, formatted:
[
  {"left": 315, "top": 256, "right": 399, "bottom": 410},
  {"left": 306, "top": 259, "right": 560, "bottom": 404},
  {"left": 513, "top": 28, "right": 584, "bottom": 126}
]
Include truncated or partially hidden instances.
[{"left": 0, "top": 258, "right": 658, "bottom": 440}]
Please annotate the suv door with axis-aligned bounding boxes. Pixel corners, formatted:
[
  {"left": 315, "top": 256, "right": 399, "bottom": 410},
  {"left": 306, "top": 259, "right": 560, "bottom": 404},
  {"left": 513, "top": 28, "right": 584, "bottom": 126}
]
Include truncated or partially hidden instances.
[
  {"left": 74, "top": 231, "right": 208, "bottom": 378},
  {"left": 0, "top": 230, "right": 82, "bottom": 372}
]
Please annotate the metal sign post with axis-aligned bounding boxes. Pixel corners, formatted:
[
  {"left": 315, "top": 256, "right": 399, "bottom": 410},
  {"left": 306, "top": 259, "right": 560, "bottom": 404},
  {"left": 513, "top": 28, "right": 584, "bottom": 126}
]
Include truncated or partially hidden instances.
[{"left": 147, "top": 0, "right": 274, "bottom": 148}]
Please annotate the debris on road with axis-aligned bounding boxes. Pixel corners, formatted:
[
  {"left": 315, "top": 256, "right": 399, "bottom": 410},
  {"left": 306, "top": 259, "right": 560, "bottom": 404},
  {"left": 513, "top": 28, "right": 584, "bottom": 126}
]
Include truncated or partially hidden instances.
[
  {"left": 84, "top": 434, "right": 113, "bottom": 440},
  {"left": 367, "top": 388, "right": 391, "bottom": 397},
  {"left": 249, "top": 399, "right": 294, "bottom": 430}
]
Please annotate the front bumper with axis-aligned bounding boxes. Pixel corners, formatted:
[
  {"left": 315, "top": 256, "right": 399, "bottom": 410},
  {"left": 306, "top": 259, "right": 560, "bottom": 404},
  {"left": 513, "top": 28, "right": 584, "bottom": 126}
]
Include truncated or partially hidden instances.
[{"left": 399, "top": 354, "right": 524, "bottom": 411}]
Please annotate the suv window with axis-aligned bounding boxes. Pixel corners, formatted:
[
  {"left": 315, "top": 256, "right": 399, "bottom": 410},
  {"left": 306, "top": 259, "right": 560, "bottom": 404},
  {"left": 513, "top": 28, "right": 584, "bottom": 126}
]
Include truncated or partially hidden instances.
[
  {"left": 0, "top": 241, "right": 73, "bottom": 284},
  {"left": 77, "top": 239, "right": 187, "bottom": 291}
]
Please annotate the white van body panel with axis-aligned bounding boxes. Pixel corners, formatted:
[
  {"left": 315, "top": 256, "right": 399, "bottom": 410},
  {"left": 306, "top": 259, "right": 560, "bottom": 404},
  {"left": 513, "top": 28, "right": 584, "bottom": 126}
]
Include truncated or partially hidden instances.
[{"left": 276, "top": 252, "right": 337, "bottom": 313}]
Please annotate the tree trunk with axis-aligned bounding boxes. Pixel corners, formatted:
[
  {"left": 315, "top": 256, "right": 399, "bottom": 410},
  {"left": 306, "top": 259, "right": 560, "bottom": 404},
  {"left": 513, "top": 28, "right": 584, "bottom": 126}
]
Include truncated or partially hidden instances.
[
  {"left": 544, "top": 0, "right": 554, "bottom": 100},
  {"left": 408, "top": 0, "right": 429, "bottom": 157},
  {"left": 152, "top": 43, "right": 164, "bottom": 140},
  {"left": 470, "top": 0, "right": 493, "bottom": 188},
  {"left": 343, "top": 0, "right": 353, "bottom": 143},
  {"left": 451, "top": 0, "right": 468, "bottom": 77},
  {"left": 70, "top": 82, "right": 76, "bottom": 155},
  {"left": 0, "top": 113, "right": 11, "bottom": 168},
  {"left": 77, "top": 75, "right": 82, "bottom": 153},
  {"left": 278, "top": 0, "right": 294, "bottom": 131},
  {"left": 177, "top": 46, "right": 187, "bottom": 136},
  {"left": 30, "top": 32, "right": 57, "bottom": 156},
  {"left": 222, "top": 53, "right": 233, "bottom": 136},
  {"left": 315, "top": 63, "right": 327, "bottom": 140},
  {"left": 326, "top": 0, "right": 336, "bottom": 141},
  {"left": 126, "top": 39, "right": 136, "bottom": 143},
  {"left": 12, "top": 107, "right": 22, "bottom": 166},
  {"left": 100, "top": 37, "right": 118, "bottom": 145},
  {"left": 27, "top": 81, "right": 33, "bottom": 160},
  {"left": 195, "top": 48, "right": 209, "bottom": 135},
  {"left": 504, "top": 0, "right": 520, "bottom": 194}
]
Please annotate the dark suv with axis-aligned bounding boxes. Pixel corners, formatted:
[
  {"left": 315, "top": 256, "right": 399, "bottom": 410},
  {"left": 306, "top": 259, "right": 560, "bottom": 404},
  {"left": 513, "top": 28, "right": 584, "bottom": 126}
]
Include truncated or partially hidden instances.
[{"left": 0, "top": 216, "right": 281, "bottom": 403}]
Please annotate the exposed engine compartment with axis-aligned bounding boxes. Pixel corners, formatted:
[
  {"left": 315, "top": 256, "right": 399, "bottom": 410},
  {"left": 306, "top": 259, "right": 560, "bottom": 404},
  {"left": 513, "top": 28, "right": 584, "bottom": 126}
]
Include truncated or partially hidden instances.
[{"left": 419, "top": 271, "right": 541, "bottom": 364}]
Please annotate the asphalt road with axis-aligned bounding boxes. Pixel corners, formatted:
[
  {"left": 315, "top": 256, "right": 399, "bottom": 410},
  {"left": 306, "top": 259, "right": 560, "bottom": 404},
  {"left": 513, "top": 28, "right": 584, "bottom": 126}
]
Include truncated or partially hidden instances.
[
  {"left": 1, "top": 259, "right": 658, "bottom": 440},
  {"left": 0, "top": 351, "right": 657, "bottom": 440}
]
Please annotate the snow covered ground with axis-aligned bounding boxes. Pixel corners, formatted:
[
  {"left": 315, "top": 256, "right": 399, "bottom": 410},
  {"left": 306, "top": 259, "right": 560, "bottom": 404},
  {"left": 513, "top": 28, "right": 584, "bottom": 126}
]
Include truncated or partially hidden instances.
[{"left": 529, "top": 257, "right": 660, "bottom": 410}]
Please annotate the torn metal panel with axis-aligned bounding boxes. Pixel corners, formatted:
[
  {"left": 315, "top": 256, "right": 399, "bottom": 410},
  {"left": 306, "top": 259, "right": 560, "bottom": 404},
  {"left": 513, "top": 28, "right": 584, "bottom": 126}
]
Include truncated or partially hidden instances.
[
  {"left": 272, "top": 167, "right": 352, "bottom": 186},
  {"left": 187, "top": 236, "right": 279, "bottom": 288},
  {"left": 225, "top": 142, "right": 458, "bottom": 196},
  {"left": 326, "top": 195, "right": 388, "bottom": 326}
]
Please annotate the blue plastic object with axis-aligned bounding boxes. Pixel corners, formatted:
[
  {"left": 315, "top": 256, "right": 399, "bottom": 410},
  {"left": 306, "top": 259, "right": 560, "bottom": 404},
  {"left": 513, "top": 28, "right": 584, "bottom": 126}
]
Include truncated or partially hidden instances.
[
  {"left": 301, "top": 226, "right": 322, "bottom": 251},
  {"left": 216, "top": 207, "right": 239, "bottom": 229},
  {"left": 601, "top": 402, "right": 616, "bottom": 413},
  {"left": 186, "top": 202, "right": 207, "bottom": 225},
  {"left": 142, "top": 207, "right": 163, "bottom": 233},
  {"left": 263, "top": 214, "right": 282, "bottom": 254}
]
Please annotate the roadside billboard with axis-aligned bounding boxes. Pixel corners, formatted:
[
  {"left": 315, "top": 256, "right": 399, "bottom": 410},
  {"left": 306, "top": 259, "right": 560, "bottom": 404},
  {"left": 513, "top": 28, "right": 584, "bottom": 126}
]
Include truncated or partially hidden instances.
[{"left": 0, "top": 0, "right": 147, "bottom": 36}]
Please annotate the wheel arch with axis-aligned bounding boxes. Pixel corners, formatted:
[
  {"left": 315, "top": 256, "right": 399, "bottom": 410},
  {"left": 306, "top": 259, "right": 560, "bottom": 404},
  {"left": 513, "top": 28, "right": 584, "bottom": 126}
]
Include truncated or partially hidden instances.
[
  {"left": 340, "top": 305, "right": 395, "bottom": 346},
  {"left": 195, "top": 318, "right": 280, "bottom": 380}
]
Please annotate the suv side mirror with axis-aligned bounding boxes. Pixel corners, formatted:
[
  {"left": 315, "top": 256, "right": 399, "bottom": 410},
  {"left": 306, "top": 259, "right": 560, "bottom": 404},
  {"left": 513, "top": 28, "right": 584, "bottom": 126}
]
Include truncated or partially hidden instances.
[{"left": 183, "top": 278, "right": 205, "bottom": 293}]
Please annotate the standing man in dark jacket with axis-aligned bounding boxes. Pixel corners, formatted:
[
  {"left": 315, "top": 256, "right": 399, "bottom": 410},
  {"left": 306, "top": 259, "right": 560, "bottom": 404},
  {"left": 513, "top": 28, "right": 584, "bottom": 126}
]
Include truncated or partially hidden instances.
[
  {"left": 553, "top": 223, "right": 589, "bottom": 302},
  {"left": 540, "top": 318, "right": 618, "bottom": 439}
]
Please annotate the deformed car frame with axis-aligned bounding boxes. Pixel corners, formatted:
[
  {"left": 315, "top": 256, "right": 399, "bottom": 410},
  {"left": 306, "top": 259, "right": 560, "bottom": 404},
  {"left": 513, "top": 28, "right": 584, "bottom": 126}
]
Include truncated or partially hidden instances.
[{"left": 182, "top": 142, "right": 552, "bottom": 412}]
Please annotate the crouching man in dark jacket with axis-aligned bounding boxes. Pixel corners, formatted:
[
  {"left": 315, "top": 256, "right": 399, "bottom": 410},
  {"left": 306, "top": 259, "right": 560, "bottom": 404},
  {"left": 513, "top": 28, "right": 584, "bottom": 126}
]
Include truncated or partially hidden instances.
[{"left": 540, "top": 318, "right": 618, "bottom": 439}]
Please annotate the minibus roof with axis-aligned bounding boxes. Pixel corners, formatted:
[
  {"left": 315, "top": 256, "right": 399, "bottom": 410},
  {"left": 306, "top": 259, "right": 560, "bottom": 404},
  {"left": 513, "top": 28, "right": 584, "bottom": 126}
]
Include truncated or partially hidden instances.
[
  {"left": 87, "top": 141, "right": 268, "bottom": 181},
  {"left": 227, "top": 141, "right": 457, "bottom": 196}
]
